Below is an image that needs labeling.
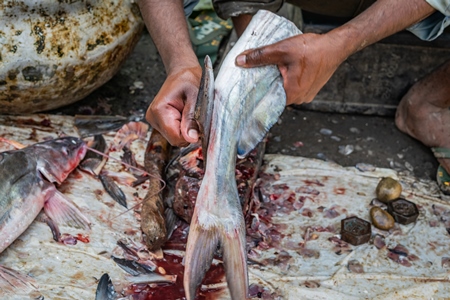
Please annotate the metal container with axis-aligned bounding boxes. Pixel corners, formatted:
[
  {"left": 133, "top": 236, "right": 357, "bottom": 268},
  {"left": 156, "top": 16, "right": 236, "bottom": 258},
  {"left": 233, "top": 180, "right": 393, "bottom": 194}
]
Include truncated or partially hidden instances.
[
  {"left": 341, "top": 216, "right": 372, "bottom": 246},
  {"left": 387, "top": 198, "right": 419, "bottom": 225},
  {"left": 0, "top": 0, "right": 144, "bottom": 113}
]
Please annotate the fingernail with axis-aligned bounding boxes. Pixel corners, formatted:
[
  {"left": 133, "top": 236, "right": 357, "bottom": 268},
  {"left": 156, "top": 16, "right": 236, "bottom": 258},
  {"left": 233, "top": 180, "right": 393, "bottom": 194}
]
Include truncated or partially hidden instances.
[
  {"left": 236, "top": 55, "right": 246, "bottom": 66},
  {"left": 188, "top": 129, "right": 198, "bottom": 140}
]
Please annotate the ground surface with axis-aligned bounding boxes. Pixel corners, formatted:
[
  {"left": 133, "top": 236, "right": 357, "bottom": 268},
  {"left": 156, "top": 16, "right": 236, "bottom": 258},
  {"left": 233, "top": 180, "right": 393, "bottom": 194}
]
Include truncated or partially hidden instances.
[{"left": 51, "top": 30, "right": 438, "bottom": 181}]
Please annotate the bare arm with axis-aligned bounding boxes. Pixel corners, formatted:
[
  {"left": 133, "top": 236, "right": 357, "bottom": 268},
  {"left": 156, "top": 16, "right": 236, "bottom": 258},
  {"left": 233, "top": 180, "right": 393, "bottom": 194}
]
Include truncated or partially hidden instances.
[
  {"left": 138, "top": 0, "right": 201, "bottom": 146},
  {"left": 138, "top": 0, "right": 199, "bottom": 73},
  {"left": 236, "top": 0, "right": 436, "bottom": 105},
  {"left": 332, "top": 0, "right": 435, "bottom": 56}
]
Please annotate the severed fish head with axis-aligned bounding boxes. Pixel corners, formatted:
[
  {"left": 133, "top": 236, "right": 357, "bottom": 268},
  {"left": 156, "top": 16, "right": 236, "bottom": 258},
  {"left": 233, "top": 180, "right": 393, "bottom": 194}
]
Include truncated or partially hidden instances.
[
  {"left": 194, "top": 55, "right": 215, "bottom": 165},
  {"left": 32, "top": 137, "right": 87, "bottom": 184}
]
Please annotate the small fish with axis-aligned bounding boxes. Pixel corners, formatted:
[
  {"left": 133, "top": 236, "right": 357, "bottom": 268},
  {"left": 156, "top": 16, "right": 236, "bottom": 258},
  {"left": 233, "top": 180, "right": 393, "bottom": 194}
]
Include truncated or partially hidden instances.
[
  {"left": 184, "top": 11, "right": 302, "bottom": 299},
  {"left": 99, "top": 173, "right": 128, "bottom": 208},
  {"left": 74, "top": 115, "right": 128, "bottom": 137},
  {"left": 111, "top": 256, "right": 155, "bottom": 276},
  {"left": 95, "top": 273, "right": 117, "bottom": 300},
  {"left": 0, "top": 137, "right": 90, "bottom": 254}
]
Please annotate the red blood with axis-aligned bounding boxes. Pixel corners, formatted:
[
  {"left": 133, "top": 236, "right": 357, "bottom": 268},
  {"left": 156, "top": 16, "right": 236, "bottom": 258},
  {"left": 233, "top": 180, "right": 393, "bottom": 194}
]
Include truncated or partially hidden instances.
[
  {"left": 303, "top": 179, "right": 324, "bottom": 187},
  {"left": 70, "top": 169, "right": 84, "bottom": 179},
  {"left": 40, "top": 119, "right": 52, "bottom": 127},
  {"left": 76, "top": 234, "right": 90, "bottom": 243},
  {"left": 333, "top": 187, "right": 346, "bottom": 195},
  {"left": 269, "top": 194, "right": 280, "bottom": 201},
  {"left": 124, "top": 253, "right": 226, "bottom": 299}
]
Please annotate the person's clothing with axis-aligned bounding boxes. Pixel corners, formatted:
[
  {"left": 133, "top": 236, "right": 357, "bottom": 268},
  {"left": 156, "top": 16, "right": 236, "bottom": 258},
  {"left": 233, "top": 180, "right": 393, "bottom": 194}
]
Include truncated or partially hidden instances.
[
  {"left": 185, "top": 0, "right": 450, "bottom": 41},
  {"left": 212, "top": 0, "right": 377, "bottom": 19},
  {"left": 184, "top": 0, "right": 200, "bottom": 16},
  {"left": 408, "top": 0, "right": 450, "bottom": 41}
]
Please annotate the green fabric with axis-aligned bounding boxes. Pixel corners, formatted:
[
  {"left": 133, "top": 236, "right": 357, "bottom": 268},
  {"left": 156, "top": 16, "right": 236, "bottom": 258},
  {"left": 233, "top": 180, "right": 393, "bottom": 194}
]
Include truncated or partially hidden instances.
[
  {"left": 436, "top": 165, "right": 450, "bottom": 195},
  {"left": 193, "top": 0, "right": 213, "bottom": 11},
  {"left": 432, "top": 147, "right": 450, "bottom": 159},
  {"left": 188, "top": 10, "right": 233, "bottom": 67},
  {"left": 432, "top": 147, "right": 450, "bottom": 195}
]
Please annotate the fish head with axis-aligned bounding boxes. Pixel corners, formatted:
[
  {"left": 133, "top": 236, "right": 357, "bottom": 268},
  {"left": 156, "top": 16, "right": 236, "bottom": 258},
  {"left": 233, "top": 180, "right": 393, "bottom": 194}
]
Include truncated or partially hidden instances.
[{"left": 34, "top": 137, "right": 87, "bottom": 184}]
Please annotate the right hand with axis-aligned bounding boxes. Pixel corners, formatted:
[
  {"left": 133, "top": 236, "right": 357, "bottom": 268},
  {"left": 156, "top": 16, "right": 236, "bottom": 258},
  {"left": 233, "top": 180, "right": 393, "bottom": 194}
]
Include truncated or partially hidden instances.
[
  {"left": 146, "top": 64, "right": 202, "bottom": 147},
  {"left": 235, "top": 32, "right": 348, "bottom": 106}
]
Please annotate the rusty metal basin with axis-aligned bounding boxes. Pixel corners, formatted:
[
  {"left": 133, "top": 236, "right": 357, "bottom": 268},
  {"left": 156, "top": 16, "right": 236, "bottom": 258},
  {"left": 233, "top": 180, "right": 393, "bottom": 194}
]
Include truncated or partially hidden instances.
[{"left": 0, "top": 0, "right": 144, "bottom": 114}]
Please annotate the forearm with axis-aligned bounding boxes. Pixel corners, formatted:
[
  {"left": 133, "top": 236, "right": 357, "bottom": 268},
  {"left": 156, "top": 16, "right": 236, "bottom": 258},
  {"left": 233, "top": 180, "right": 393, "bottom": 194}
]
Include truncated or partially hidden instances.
[
  {"left": 138, "top": 0, "right": 199, "bottom": 74},
  {"left": 330, "top": 0, "right": 436, "bottom": 59}
]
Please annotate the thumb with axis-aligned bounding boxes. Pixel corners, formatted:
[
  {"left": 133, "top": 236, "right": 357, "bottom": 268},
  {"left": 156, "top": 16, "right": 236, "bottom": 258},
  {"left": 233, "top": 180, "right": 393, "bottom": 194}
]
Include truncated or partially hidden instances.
[
  {"left": 181, "top": 95, "right": 199, "bottom": 144},
  {"left": 235, "top": 43, "right": 281, "bottom": 68}
]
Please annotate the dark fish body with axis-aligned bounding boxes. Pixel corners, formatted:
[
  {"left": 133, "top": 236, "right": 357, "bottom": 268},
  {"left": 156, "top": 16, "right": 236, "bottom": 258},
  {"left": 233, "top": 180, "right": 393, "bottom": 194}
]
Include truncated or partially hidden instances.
[
  {"left": 0, "top": 137, "right": 88, "bottom": 253},
  {"left": 184, "top": 10, "right": 302, "bottom": 299},
  {"left": 95, "top": 273, "right": 117, "bottom": 300}
]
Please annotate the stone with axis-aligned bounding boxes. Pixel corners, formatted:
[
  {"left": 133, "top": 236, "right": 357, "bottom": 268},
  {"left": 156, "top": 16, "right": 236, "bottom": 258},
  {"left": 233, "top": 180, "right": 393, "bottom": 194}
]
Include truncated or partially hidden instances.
[
  {"left": 370, "top": 207, "right": 395, "bottom": 230},
  {"left": 375, "top": 177, "right": 402, "bottom": 203}
]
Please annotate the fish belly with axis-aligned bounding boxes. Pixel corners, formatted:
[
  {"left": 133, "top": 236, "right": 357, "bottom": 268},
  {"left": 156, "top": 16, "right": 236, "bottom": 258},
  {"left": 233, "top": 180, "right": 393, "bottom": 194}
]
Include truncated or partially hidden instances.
[{"left": 0, "top": 187, "right": 46, "bottom": 254}]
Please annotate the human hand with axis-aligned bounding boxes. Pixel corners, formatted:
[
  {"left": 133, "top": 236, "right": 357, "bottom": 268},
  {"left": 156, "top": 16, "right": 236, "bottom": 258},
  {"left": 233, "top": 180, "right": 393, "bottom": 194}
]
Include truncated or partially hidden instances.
[
  {"left": 235, "top": 32, "right": 348, "bottom": 105},
  {"left": 146, "top": 65, "right": 202, "bottom": 147}
]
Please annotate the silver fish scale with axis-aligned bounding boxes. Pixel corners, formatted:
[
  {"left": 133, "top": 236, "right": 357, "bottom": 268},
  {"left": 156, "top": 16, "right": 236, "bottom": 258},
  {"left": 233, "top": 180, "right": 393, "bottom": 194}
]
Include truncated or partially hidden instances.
[{"left": 214, "top": 11, "right": 302, "bottom": 156}]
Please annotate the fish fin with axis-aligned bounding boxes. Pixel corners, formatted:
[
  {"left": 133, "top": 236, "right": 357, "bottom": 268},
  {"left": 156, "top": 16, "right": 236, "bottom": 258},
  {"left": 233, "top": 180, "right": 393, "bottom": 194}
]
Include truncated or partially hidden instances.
[
  {"left": 0, "top": 265, "right": 38, "bottom": 295},
  {"left": 221, "top": 224, "right": 248, "bottom": 300},
  {"left": 79, "top": 155, "right": 107, "bottom": 176},
  {"left": 165, "top": 207, "right": 179, "bottom": 240},
  {"left": 95, "top": 273, "right": 117, "bottom": 300},
  {"left": 184, "top": 221, "right": 219, "bottom": 300},
  {"left": 37, "top": 212, "right": 61, "bottom": 242},
  {"left": 237, "top": 79, "right": 285, "bottom": 157},
  {"left": 99, "top": 173, "right": 128, "bottom": 208},
  {"left": 44, "top": 188, "right": 90, "bottom": 230}
]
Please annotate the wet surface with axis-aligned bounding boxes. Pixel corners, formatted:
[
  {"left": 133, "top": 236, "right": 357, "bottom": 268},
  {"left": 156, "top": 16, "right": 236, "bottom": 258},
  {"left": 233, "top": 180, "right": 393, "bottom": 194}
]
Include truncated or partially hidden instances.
[{"left": 52, "top": 30, "right": 438, "bottom": 181}]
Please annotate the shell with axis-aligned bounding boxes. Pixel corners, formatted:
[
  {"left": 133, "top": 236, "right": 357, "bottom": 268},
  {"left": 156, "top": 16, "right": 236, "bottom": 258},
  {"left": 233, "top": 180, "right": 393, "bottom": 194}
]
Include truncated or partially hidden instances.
[{"left": 0, "top": 0, "right": 144, "bottom": 113}]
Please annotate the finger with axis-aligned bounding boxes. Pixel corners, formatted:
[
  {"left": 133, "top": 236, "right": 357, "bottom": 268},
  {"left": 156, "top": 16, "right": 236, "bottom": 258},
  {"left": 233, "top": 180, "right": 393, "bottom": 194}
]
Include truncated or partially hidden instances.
[
  {"left": 180, "top": 86, "right": 199, "bottom": 144},
  {"left": 146, "top": 103, "right": 187, "bottom": 147},
  {"left": 235, "top": 42, "right": 283, "bottom": 68}
]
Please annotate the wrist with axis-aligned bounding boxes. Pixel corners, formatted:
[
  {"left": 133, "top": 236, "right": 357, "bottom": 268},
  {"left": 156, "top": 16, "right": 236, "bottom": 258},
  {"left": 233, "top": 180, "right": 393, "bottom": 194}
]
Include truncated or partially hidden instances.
[
  {"left": 327, "top": 24, "right": 363, "bottom": 61},
  {"left": 165, "top": 50, "right": 200, "bottom": 76}
]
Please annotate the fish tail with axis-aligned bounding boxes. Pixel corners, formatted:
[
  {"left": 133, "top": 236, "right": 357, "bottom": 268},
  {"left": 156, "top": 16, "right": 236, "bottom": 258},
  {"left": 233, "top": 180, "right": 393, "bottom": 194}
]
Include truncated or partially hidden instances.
[
  {"left": 184, "top": 220, "right": 219, "bottom": 300},
  {"left": 222, "top": 223, "right": 248, "bottom": 300},
  {"left": 184, "top": 214, "right": 248, "bottom": 300}
]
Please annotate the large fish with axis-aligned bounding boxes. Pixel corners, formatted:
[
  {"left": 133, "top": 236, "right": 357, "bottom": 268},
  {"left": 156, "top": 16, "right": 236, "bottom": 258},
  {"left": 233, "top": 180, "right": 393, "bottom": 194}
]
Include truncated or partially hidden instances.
[
  {"left": 0, "top": 137, "right": 90, "bottom": 255},
  {"left": 184, "top": 10, "right": 302, "bottom": 299}
]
